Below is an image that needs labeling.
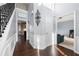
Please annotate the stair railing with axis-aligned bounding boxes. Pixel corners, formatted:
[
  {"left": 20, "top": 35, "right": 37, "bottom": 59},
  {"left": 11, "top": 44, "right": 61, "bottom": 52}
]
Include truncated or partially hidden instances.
[{"left": 0, "top": 3, "right": 15, "bottom": 37}]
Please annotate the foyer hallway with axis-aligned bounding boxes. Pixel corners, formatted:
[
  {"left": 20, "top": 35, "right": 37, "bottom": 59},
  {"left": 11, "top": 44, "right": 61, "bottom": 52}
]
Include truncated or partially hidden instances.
[{"left": 13, "top": 36, "right": 79, "bottom": 56}]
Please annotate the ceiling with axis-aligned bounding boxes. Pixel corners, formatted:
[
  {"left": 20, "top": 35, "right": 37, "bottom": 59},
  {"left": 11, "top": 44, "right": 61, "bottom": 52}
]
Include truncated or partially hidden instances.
[
  {"left": 16, "top": 3, "right": 30, "bottom": 10},
  {"left": 55, "top": 3, "right": 79, "bottom": 17}
]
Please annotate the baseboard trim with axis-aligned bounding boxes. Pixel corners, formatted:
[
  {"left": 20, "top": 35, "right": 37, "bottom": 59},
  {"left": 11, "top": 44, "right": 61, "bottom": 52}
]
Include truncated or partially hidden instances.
[
  {"left": 58, "top": 44, "right": 74, "bottom": 51},
  {"left": 58, "top": 44, "right": 79, "bottom": 55},
  {"left": 55, "top": 46, "right": 67, "bottom": 56},
  {"left": 74, "top": 50, "right": 79, "bottom": 54}
]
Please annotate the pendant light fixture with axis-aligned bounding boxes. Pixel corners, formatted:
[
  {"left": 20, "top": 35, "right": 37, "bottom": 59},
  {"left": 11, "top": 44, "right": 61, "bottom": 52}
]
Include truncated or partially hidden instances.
[{"left": 35, "top": 9, "right": 41, "bottom": 26}]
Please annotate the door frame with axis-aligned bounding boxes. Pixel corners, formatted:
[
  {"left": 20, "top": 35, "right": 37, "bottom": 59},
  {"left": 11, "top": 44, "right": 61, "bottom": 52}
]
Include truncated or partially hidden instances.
[
  {"left": 56, "top": 12, "right": 75, "bottom": 51},
  {"left": 16, "top": 19, "right": 28, "bottom": 42}
]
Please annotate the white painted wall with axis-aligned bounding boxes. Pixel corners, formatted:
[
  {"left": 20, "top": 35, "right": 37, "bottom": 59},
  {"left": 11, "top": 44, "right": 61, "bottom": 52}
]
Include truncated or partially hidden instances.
[
  {"left": 7, "top": 10, "right": 16, "bottom": 39},
  {"left": 28, "top": 3, "right": 34, "bottom": 47},
  {"left": 75, "top": 10, "right": 79, "bottom": 53},
  {"left": 33, "top": 3, "right": 54, "bottom": 49},
  {"left": 16, "top": 8, "right": 28, "bottom": 21},
  {"left": 16, "top": 3, "right": 28, "bottom": 10},
  {"left": 0, "top": 9, "right": 17, "bottom": 56},
  {"left": 57, "top": 20, "right": 74, "bottom": 37}
]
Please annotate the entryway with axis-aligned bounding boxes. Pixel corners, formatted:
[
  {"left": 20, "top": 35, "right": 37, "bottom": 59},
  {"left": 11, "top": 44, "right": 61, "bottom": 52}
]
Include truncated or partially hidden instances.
[{"left": 18, "top": 20, "right": 27, "bottom": 42}]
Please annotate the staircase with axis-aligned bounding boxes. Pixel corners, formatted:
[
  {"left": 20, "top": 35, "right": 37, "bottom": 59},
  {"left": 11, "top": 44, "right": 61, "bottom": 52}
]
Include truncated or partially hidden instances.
[{"left": 0, "top": 3, "right": 15, "bottom": 37}]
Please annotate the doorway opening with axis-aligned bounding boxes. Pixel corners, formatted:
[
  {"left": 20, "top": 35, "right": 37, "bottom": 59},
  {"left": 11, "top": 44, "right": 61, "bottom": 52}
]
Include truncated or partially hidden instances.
[
  {"left": 18, "top": 20, "right": 27, "bottom": 42},
  {"left": 57, "top": 13, "right": 74, "bottom": 51}
]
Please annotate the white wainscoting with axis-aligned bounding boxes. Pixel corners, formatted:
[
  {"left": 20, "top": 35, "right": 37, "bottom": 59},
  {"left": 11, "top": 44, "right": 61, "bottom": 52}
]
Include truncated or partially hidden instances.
[
  {"left": 0, "top": 8, "right": 17, "bottom": 56},
  {"left": 31, "top": 33, "right": 52, "bottom": 49},
  {"left": 0, "top": 33, "right": 17, "bottom": 56}
]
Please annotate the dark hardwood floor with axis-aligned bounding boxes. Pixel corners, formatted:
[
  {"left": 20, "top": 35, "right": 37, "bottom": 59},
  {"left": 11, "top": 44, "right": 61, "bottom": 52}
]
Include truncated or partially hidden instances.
[
  {"left": 56, "top": 45, "right": 79, "bottom": 56},
  {"left": 13, "top": 35, "right": 63, "bottom": 56},
  {"left": 13, "top": 35, "right": 79, "bottom": 56}
]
